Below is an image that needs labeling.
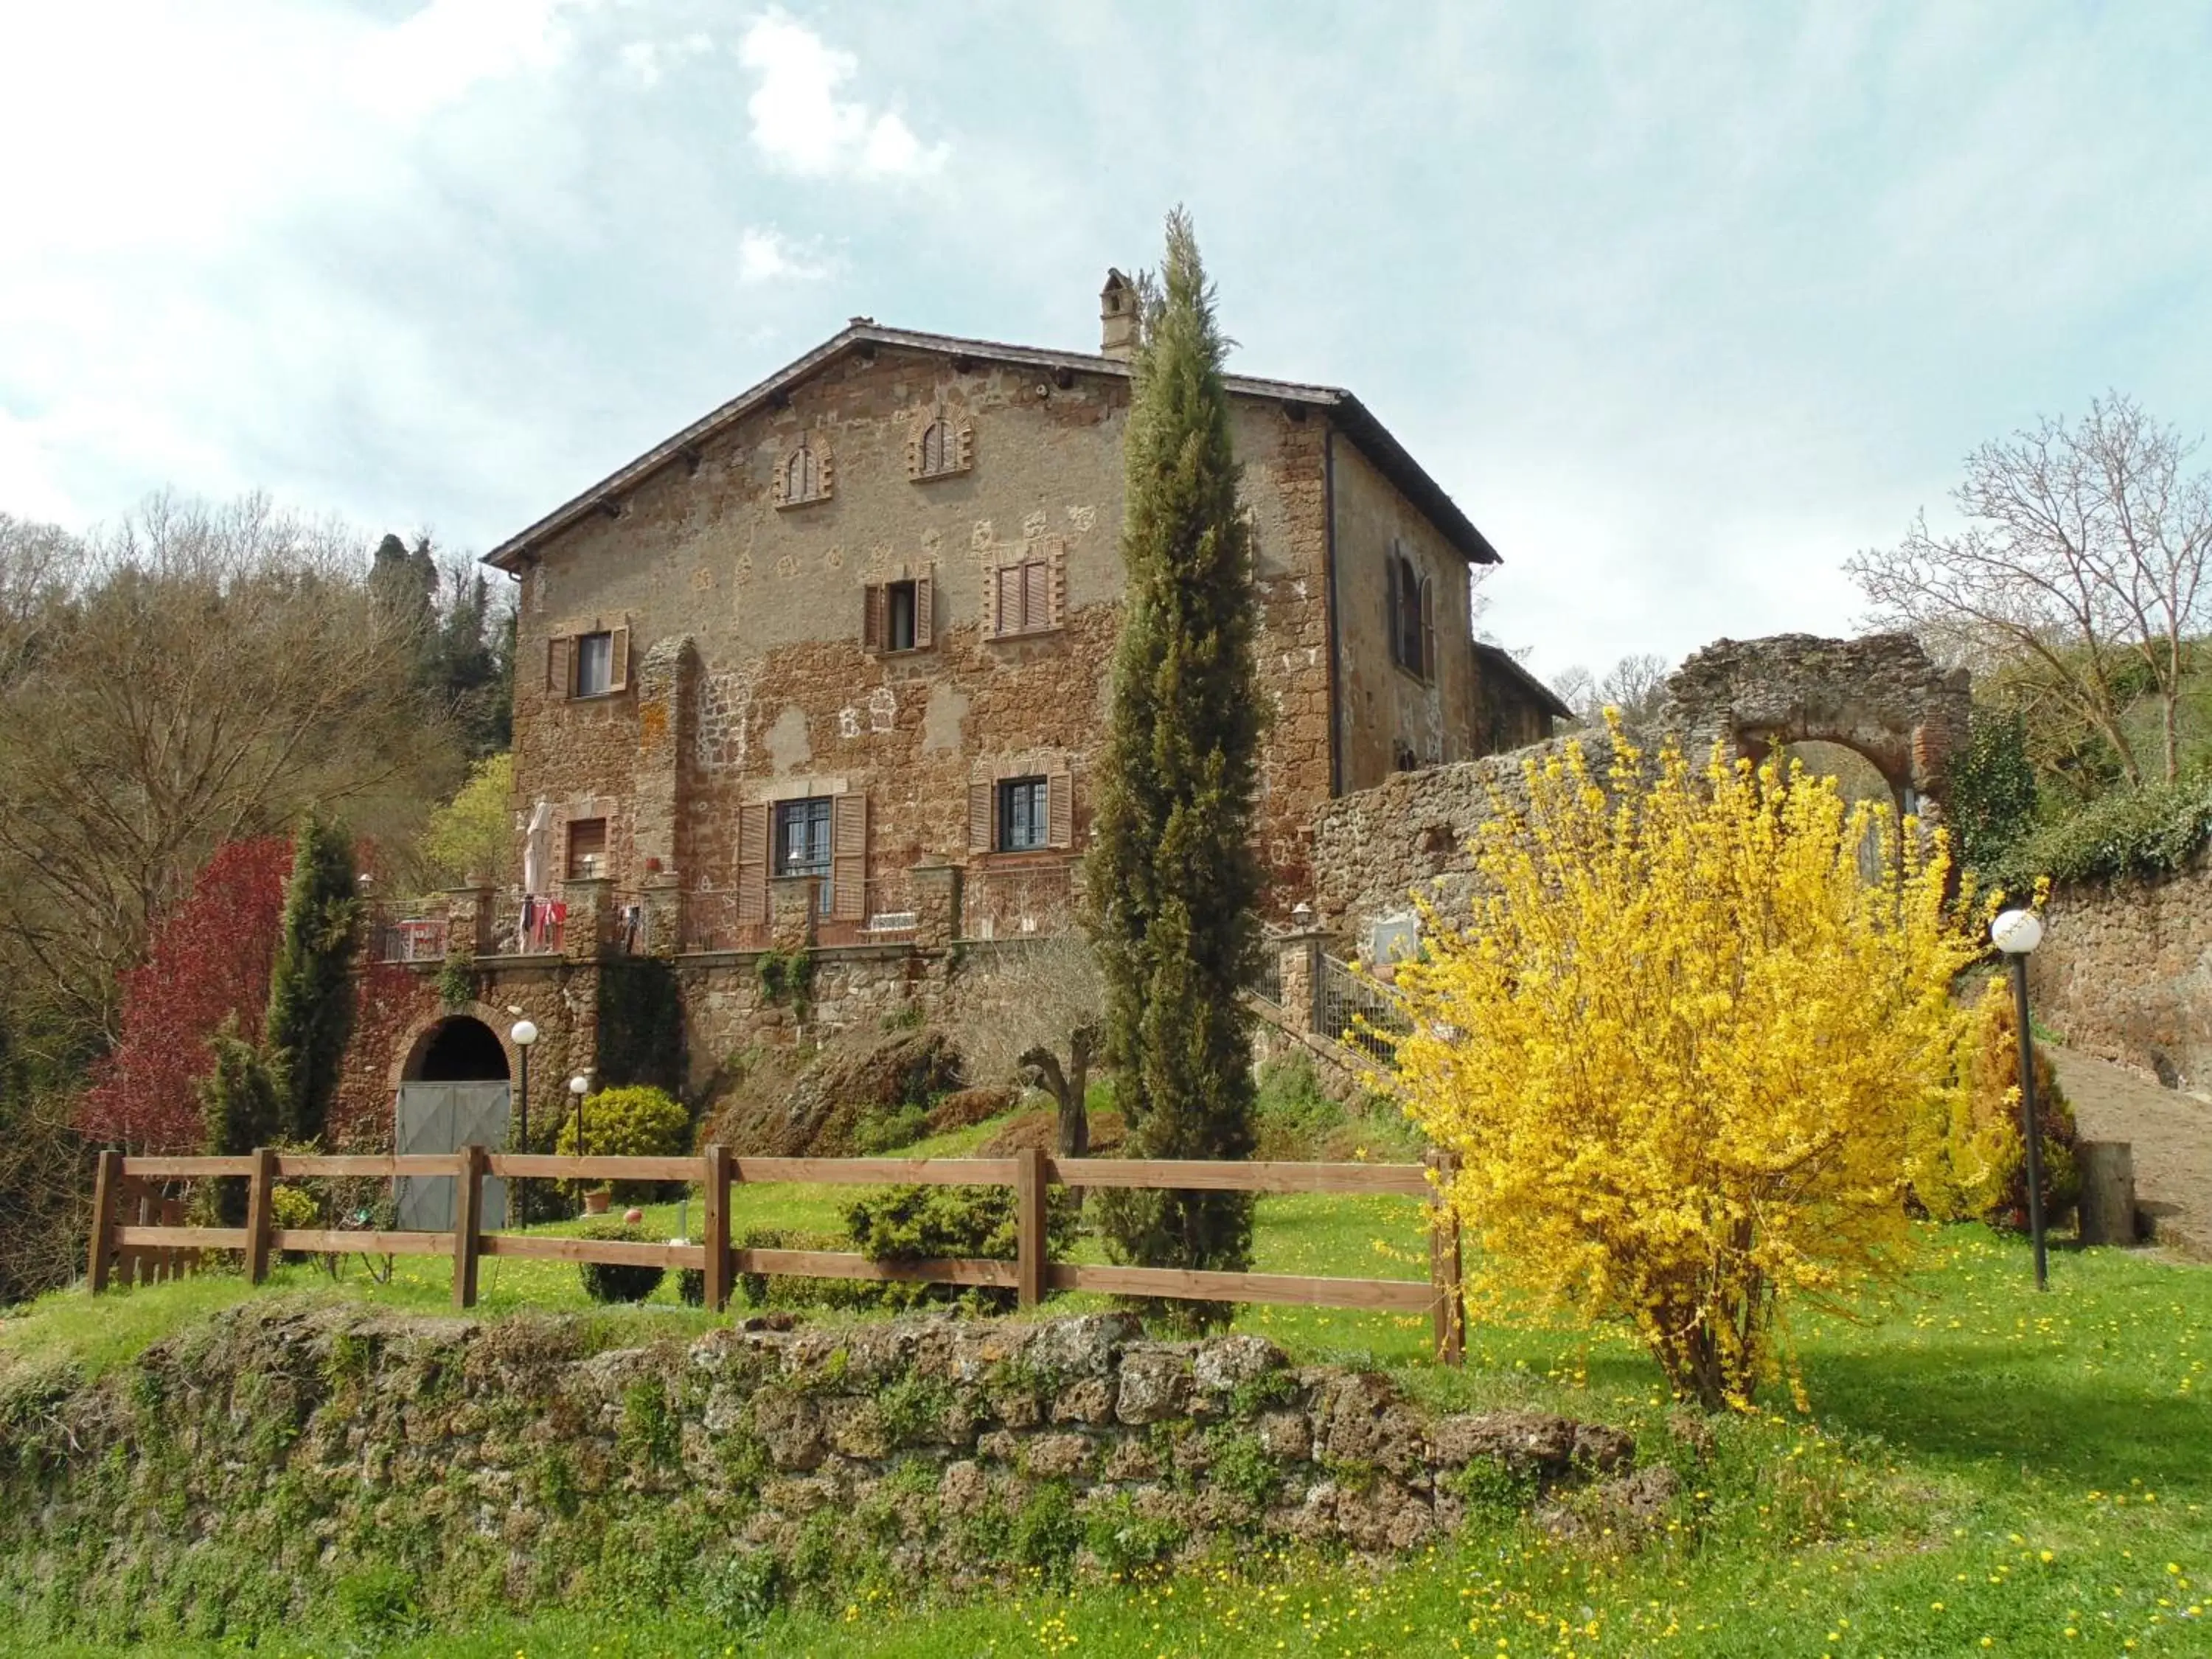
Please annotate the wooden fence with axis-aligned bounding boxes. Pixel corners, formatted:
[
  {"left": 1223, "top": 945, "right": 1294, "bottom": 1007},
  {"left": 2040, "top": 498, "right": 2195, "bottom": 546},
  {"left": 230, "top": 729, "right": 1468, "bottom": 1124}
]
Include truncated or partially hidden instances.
[{"left": 87, "top": 1148, "right": 1466, "bottom": 1363}]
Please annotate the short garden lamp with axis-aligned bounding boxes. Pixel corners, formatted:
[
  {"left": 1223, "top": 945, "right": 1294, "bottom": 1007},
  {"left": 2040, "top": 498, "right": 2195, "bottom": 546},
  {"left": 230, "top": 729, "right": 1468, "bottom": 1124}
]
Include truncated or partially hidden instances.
[
  {"left": 1990, "top": 909, "right": 2048, "bottom": 1291},
  {"left": 509, "top": 1019, "right": 538, "bottom": 1230},
  {"left": 569, "top": 1073, "right": 591, "bottom": 1161}
]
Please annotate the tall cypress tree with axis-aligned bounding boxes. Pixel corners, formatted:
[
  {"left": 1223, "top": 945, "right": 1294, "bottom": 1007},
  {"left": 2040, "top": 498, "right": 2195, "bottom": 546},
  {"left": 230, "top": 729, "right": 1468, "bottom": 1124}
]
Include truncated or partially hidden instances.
[
  {"left": 263, "top": 816, "right": 360, "bottom": 1144},
  {"left": 1085, "top": 210, "right": 1264, "bottom": 1330}
]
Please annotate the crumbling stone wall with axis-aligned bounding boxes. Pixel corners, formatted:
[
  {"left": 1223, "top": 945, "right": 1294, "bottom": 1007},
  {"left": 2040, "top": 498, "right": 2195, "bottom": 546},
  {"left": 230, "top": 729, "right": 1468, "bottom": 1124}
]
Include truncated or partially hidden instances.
[
  {"left": 1657, "top": 631, "right": 1971, "bottom": 807},
  {"left": 1309, "top": 632, "right": 1975, "bottom": 943},
  {"left": 2032, "top": 856, "right": 2212, "bottom": 1087},
  {"left": 0, "top": 1304, "right": 1644, "bottom": 1644}
]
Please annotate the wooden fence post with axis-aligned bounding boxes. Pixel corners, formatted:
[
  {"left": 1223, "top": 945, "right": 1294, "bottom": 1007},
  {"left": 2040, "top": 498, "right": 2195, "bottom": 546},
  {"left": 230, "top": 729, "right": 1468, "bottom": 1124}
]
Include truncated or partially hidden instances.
[
  {"left": 1426, "top": 1148, "right": 1464, "bottom": 1367},
  {"left": 703, "top": 1144, "right": 732, "bottom": 1313},
  {"left": 86, "top": 1150, "right": 122, "bottom": 1294},
  {"left": 244, "top": 1148, "right": 277, "bottom": 1285},
  {"left": 1015, "top": 1147, "right": 1047, "bottom": 1311},
  {"left": 453, "top": 1144, "right": 484, "bottom": 1310}
]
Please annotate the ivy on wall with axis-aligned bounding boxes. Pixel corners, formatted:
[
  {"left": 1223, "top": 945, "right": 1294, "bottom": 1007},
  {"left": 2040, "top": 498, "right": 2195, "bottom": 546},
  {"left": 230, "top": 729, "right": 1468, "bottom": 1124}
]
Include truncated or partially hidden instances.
[{"left": 596, "top": 959, "right": 684, "bottom": 1097}]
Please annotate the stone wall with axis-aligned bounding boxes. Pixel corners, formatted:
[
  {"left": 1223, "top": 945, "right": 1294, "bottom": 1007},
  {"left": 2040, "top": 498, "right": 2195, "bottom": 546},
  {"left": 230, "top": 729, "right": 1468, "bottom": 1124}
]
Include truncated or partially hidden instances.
[
  {"left": 2032, "top": 855, "right": 2212, "bottom": 1087},
  {"left": 0, "top": 1302, "right": 1644, "bottom": 1645},
  {"left": 1307, "top": 734, "right": 1585, "bottom": 942}
]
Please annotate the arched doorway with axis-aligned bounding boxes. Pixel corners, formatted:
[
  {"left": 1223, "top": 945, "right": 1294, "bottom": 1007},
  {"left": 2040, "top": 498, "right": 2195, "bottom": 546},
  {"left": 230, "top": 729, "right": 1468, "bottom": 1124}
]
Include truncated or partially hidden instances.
[
  {"left": 410, "top": 1015, "right": 511, "bottom": 1082},
  {"left": 394, "top": 1014, "right": 512, "bottom": 1230}
]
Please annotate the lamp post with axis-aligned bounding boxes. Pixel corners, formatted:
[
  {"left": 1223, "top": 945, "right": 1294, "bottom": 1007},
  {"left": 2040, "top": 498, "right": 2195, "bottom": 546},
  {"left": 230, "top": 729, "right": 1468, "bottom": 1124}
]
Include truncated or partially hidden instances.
[
  {"left": 1991, "top": 908, "right": 2048, "bottom": 1291},
  {"left": 569, "top": 1073, "right": 591, "bottom": 1158},
  {"left": 509, "top": 1019, "right": 538, "bottom": 1230}
]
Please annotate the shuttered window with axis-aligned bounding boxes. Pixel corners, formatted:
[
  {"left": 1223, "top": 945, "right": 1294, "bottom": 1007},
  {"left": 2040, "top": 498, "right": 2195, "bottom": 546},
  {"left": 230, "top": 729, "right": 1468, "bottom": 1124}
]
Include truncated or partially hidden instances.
[
  {"left": 998, "top": 777, "right": 1048, "bottom": 852},
  {"left": 972, "top": 769, "right": 1074, "bottom": 853},
  {"left": 546, "top": 625, "right": 630, "bottom": 698},
  {"left": 865, "top": 577, "right": 933, "bottom": 652},
  {"left": 989, "top": 547, "right": 1062, "bottom": 639}
]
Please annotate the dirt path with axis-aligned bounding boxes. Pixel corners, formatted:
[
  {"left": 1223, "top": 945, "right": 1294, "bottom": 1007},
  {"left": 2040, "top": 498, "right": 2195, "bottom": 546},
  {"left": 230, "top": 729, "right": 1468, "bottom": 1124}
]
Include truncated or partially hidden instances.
[{"left": 2051, "top": 1048, "right": 2212, "bottom": 1261}]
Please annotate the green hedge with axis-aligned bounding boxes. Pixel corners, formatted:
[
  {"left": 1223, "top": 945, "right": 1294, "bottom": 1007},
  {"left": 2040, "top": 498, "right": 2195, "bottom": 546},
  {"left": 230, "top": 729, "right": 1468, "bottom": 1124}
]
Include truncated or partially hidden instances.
[{"left": 1989, "top": 775, "right": 2212, "bottom": 893}]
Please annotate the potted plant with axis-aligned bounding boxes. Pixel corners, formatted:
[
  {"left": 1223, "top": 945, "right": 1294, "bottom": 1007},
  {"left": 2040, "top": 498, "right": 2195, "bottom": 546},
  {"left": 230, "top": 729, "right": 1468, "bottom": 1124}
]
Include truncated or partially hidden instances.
[{"left": 582, "top": 1183, "right": 612, "bottom": 1215}]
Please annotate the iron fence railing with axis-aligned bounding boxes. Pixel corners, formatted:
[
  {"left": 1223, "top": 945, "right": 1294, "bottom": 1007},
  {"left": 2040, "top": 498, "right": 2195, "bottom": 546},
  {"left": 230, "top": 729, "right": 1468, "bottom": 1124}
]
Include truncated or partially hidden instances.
[
  {"left": 368, "top": 905, "right": 449, "bottom": 964},
  {"left": 961, "top": 859, "right": 1077, "bottom": 941},
  {"left": 1317, "top": 952, "right": 1410, "bottom": 1066}
]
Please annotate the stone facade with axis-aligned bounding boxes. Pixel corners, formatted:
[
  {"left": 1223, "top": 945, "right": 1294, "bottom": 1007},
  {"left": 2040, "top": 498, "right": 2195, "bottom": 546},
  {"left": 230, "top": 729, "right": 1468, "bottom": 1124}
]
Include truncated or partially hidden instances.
[
  {"left": 485, "top": 300, "right": 1547, "bottom": 947},
  {"left": 2031, "top": 855, "right": 2212, "bottom": 1088}
]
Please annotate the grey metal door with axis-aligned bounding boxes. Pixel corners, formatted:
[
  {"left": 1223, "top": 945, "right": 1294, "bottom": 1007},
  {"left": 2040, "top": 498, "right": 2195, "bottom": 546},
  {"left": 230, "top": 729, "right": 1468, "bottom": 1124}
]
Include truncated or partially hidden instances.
[{"left": 395, "top": 1081, "right": 509, "bottom": 1231}]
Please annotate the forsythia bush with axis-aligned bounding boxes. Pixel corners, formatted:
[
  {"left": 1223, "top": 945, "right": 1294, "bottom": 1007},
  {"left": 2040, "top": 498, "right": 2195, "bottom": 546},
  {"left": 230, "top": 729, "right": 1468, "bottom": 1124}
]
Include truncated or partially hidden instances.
[
  {"left": 1390, "top": 723, "right": 1983, "bottom": 1410},
  {"left": 1919, "top": 978, "right": 2080, "bottom": 1230}
]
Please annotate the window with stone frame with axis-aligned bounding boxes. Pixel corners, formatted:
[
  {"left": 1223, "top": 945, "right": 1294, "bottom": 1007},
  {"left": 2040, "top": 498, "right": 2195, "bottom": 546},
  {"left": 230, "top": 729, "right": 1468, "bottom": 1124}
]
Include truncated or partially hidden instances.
[
  {"left": 907, "top": 411, "right": 973, "bottom": 481},
  {"left": 773, "top": 437, "right": 834, "bottom": 508},
  {"left": 863, "top": 572, "right": 934, "bottom": 653},
  {"left": 987, "top": 540, "right": 1064, "bottom": 639},
  {"left": 967, "top": 764, "right": 1073, "bottom": 854},
  {"left": 564, "top": 816, "right": 608, "bottom": 880}
]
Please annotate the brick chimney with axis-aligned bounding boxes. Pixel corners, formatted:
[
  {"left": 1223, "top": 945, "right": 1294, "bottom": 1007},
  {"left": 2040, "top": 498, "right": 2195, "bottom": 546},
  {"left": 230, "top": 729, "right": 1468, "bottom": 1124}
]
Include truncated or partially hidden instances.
[{"left": 1099, "top": 268, "right": 1138, "bottom": 360}]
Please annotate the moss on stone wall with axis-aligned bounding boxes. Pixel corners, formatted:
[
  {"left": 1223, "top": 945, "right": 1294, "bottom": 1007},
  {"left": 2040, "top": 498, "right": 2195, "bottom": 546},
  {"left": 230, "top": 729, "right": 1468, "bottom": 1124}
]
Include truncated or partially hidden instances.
[{"left": 0, "top": 1301, "right": 1637, "bottom": 1648}]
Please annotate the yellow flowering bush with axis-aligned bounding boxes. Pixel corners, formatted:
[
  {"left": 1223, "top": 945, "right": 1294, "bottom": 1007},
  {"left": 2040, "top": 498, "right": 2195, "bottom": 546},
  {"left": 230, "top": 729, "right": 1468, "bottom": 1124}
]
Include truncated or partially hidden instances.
[{"left": 1388, "top": 720, "right": 1983, "bottom": 1409}]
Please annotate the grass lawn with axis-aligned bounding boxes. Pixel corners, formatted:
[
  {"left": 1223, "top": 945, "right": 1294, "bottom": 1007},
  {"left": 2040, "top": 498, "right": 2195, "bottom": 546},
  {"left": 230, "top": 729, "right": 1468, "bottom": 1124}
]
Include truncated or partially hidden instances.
[{"left": 4, "top": 1130, "right": 2206, "bottom": 1658}]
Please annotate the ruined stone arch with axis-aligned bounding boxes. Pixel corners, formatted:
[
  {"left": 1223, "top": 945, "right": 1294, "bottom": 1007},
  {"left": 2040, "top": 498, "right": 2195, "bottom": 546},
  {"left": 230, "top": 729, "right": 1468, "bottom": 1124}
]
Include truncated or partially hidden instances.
[{"left": 1656, "top": 633, "right": 1972, "bottom": 818}]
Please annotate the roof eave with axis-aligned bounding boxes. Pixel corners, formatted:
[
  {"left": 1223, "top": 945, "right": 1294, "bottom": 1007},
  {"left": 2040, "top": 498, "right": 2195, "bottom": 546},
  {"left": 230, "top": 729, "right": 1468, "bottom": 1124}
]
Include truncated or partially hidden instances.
[{"left": 482, "top": 324, "right": 1502, "bottom": 571}]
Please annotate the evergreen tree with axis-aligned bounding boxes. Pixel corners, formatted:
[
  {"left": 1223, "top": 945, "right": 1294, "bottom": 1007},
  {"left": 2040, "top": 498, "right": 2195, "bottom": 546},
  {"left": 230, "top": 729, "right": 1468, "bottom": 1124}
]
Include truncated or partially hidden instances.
[
  {"left": 199, "top": 1018, "right": 282, "bottom": 1222},
  {"left": 262, "top": 815, "right": 360, "bottom": 1144},
  {"left": 369, "top": 532, "right": 439, "bottom": 691},
  {"left": 1085, "top": 210, "right": 1264, "bottom": 1331}
]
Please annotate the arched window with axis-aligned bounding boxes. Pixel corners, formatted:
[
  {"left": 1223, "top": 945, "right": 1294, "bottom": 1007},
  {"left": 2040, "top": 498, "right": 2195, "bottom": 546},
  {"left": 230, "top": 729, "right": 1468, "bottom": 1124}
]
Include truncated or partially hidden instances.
[
  {"left": 907, "top": 411, "right": 972, "bottom": 481},
  {"left": 775, "top": 438, "right": 832, "bottom": 508},
  {"left": 1387, "top": 549, "right": 1433, "bottom": 681}
]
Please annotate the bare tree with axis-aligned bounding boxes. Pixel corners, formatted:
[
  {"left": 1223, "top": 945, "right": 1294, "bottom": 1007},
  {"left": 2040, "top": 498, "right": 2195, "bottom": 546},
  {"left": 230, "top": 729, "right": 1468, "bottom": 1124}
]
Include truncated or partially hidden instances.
[
  {"left": 1848, "top": 395, "right": 2211, "bottom": 787},
  {"left": 951, "top": 936, "right": 1105, "bottom": 1156},
  {"left": 1552, "top": 653, "right": 1671, "bottom": 726},
  {"left": 0, "top": 493, "right": 457, "bottom": 1046}
]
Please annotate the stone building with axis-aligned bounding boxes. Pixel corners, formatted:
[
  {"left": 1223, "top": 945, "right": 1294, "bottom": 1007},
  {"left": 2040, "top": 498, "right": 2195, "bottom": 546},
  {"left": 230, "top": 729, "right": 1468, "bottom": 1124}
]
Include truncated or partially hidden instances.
[{"left": 347, "top": 275, "right": 1563, "bottom": 1133}]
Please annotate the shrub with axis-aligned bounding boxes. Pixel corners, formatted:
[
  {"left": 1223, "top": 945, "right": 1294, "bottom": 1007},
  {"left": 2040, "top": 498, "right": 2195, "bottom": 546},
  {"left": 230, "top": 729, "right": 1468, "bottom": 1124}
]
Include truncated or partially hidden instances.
[
  {"left": 574, "top": 1218, "right": 665, "bottom": 1304},
  {"left": 1391, "top": 725, "right": 1983, "bottom": 1410},
  {"left": 734, "top": 1226, "right": 872, "bottom": 1310},
  {"left": 1251, "top": 1053, "right": 1342, "bottom": 1160},
  {"left": 703, "top": 1549, "right": 782, "bottom": 1630},
  {"left": 268, "top": 1183, "right": 319, "bottom": 1231},
  {"left": 1919, "top": 977, "right": 2081, "bottom": 1229},
  {"left": 852, "top": 1102, "right": 932, "bottom": 1155},
  {"left": 841, "top": 1183, "right": 1081, "bottom": 1312},
  {"left": 1990, "top": 773, "right": 2212, "bottom": 893},
  {"left": 553, "top": 1085, "right": 689, "bottom": 1202}
]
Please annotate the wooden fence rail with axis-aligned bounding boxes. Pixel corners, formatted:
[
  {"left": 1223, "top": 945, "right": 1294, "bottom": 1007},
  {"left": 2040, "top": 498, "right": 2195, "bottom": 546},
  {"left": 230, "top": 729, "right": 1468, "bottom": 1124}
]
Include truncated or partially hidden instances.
[{"left": 87, "top": 1146, "right": 1466, "bottom": 1363}]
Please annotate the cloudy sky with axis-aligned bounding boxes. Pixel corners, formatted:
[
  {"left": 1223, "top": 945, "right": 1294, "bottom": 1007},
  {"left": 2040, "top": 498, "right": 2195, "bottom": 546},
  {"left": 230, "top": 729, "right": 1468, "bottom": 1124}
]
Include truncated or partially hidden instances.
[{"left": 2, "top": 1, "right": 2205, "bottom": 684}]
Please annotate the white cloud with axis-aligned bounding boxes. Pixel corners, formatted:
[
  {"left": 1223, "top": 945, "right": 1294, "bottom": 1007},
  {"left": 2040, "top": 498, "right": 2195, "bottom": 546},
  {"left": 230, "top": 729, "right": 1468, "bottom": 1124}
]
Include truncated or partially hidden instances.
[
  {"left": 737, "top": 9, "right": 946, "bottom": 180},
  {"left": 620, "top": 30, "right": 715, "bottom": 89},
  {"left": 737, "top": 227, "right": 837, "bottom": 285}
]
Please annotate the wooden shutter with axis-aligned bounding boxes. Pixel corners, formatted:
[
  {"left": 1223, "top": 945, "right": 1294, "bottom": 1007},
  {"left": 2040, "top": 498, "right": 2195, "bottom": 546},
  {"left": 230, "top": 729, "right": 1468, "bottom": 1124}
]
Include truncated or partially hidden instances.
[
  {"left": 1419, "top": 577, "right": 1436, "bottom": 684},
  {"left": 967, "top": 782, "right": 993, "bottom": 853},
  {"left": 609, "top": 625, "right": 631, "bottom": 692},
  {"left": 736, "top": 804, "right": 769, "bottom": 924},
  {"left": 863, "top": 584, "right": 886, "bottom": 651},
  {"left": 912, "top": 572, "right": 933, "bottom": 649},
  {"left": 1385, "top": 557, "right": 1402, "bottom": 668},
  {"left": 546, "top": 634, "right": 572, "bottom": 698},
  {"left": 830, "top": 793, "right": 868, "bottom": 921},
  {"left": 1047, "top": 765, "right": 1073, "bottom": 849},
  {"left": 993, "top": 565, "right": 1021, "bottom": 638},
  {"left": 1023, "top": 560, "right": 1049, "bottom": 635}
]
